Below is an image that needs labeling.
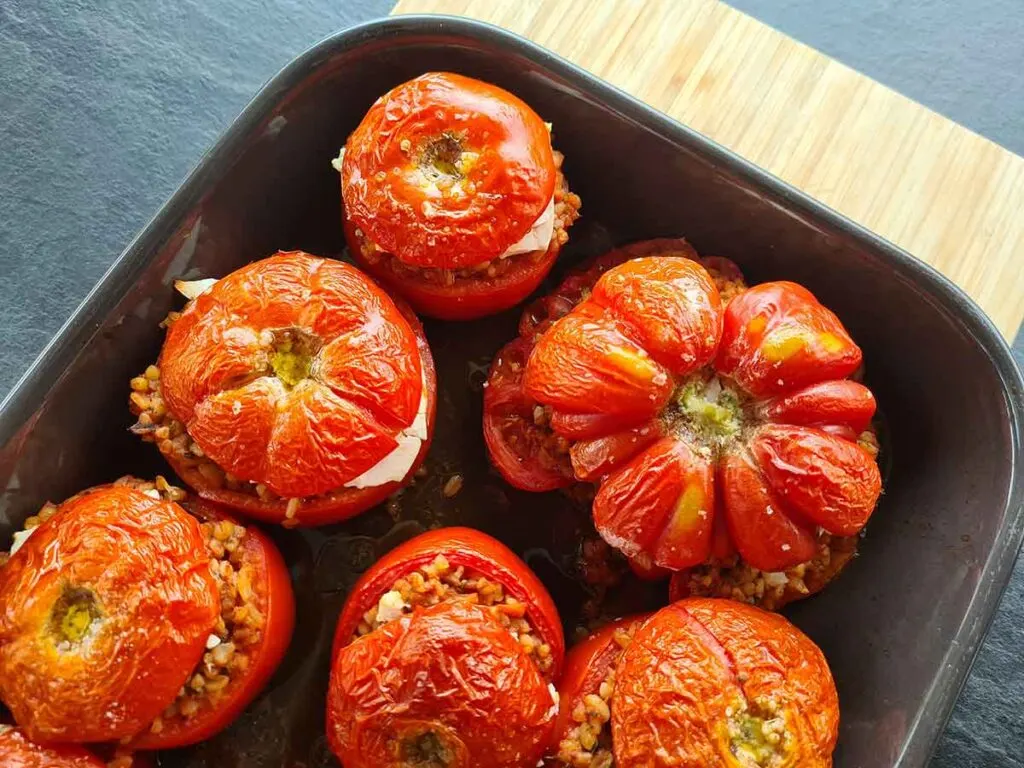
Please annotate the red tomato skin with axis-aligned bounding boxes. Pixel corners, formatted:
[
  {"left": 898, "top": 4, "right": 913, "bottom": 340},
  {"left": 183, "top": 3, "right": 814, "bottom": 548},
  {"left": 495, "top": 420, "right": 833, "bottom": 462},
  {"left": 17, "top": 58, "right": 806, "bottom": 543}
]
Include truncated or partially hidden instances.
[
  {"left": 0, "top": 486, "right": 219, "bottom": 744},
  {"left": 0, "top": 727, "right": 105, "bottom": 768},
  {"left": 592, "top": 437, "right": 715, "bottom": 570},
  {"left": 156, "top": 252, "right": 437, "bottom": 526},
  {"left": 749, "top": 424, "right": 882, "bottom": 536},
  {"left": 341, "top": 72, "right": 555, "bottom": 269},
  {"left": 715, "top": 281, "right": 862, "bottom": 398},
  {"left": 611, "top": 598, "right": 838, "bottom": 767},
  {"left": 327, "top": 601, "right": 556, "bottom": 768},
  {"left": 129, "top": 499, "right": 295, "bottom": 750},
  {"left": 331, "top": 527, "right": 564, "bottom": 674}
]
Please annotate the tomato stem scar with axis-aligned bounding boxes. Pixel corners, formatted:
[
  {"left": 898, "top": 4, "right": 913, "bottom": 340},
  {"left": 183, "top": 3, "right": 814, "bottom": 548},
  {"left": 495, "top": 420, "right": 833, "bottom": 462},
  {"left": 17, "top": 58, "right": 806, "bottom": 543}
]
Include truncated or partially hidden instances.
[{"left": 50, "top": 587, "right": 102, "bottom": 646}]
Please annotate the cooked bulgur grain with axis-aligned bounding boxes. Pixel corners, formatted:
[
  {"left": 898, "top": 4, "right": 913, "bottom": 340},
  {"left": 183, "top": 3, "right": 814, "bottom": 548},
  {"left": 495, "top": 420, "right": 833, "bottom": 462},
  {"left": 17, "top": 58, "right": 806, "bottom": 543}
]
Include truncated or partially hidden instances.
[
  {"left": 353, "top": 157, "right": 580, "bottom": 286},
  {"left": 556, "top": 621, "right": 640, "bottom": 768},
  {"left": 725, "top": 695, "right": 792, "bottom": 767},
  {"left": 355, "top": 554, "right": 555, "bottom": 677},
  {"left": 680, "top": 531, "right": 858, "bottom": 611}
]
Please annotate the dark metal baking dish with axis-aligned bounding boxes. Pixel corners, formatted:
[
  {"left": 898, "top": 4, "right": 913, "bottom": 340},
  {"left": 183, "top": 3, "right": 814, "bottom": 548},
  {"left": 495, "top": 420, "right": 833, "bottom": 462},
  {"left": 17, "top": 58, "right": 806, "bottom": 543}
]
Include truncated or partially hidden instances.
[{"left": 0, "top": 15, "right": 1021, "bottom": 768}]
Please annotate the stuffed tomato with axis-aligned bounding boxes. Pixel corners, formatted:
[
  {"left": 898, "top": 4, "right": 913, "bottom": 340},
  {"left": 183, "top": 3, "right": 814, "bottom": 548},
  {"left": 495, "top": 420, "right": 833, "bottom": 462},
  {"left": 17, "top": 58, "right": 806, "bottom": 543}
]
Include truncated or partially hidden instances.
[
  {"left": 0, "top": 477, "right": 293, "bottom": 750},
  {"left": 326, "top": 527, "right": 564, "bottom": 768},
  {"left": 551, "top": 599, "right": 838, "bottom": 767},
  {"left": 129, "top": 250, "right": 436, "bottom": 526},
  {"left": 484, "top": 239, "right": 881, "bottom": 609},
  {"left": 337, "top": 72, "right": 581, "bottom": 320}
]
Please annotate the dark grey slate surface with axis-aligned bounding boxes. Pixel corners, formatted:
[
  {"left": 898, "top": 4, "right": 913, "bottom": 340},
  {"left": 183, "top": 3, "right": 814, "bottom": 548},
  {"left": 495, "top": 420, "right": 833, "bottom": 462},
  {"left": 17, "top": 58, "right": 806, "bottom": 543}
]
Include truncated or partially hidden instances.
[{"left": 0, "top": 1, "right": 1020, "bottom": 765}]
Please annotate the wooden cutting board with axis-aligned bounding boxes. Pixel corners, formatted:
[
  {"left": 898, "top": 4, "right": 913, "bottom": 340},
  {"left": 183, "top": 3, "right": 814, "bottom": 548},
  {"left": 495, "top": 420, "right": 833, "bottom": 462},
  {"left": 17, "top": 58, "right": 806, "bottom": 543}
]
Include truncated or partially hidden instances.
[{"left": 392, "top": 0, "right": 1024, "bottom": 340}]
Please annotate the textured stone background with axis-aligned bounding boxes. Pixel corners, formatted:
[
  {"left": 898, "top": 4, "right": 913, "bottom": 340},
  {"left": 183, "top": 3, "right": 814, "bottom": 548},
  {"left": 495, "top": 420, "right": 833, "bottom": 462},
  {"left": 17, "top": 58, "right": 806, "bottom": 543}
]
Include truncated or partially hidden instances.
[{"left": 0, "top": 1, "right": 1021, "bottom": 765}]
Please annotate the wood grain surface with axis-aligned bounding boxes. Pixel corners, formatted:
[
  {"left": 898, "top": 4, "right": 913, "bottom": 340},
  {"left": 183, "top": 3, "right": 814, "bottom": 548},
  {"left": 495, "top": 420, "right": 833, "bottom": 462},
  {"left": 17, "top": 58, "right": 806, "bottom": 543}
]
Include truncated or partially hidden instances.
[{"left": 393, "top": 0, "right": 1024, "bottom": 340}]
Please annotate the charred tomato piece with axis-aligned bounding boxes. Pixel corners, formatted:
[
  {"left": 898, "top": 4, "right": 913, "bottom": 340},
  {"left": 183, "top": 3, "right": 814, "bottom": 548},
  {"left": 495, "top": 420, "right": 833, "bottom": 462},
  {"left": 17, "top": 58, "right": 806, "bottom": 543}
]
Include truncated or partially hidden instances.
[
  {"left": 129, "top": 251, "right": 437, "bottom": 527},
  {"left": 338, "top": 72, "right": 581, "bottom": 320},
  {"left": 0, "top": 478, "right": 294, "bottom": 750},
  {"left": 327, "top": 527, "right": 564, "bottom": 768},
  {"left": 484, "top": 239, "right": 881, "bottom": 609}
]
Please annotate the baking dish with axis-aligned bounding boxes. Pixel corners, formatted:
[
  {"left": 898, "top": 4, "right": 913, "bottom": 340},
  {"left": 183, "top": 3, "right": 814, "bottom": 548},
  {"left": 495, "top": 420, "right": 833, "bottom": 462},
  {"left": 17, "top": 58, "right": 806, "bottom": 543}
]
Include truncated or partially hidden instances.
[{"left": 0, "top": 15, "right": 1021, "bottom": 767}]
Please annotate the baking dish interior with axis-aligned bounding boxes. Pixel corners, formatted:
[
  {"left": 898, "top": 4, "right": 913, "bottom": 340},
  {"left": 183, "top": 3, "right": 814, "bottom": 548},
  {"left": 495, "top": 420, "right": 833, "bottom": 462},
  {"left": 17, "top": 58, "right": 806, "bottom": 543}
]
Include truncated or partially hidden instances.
[{"left": 0, "top": 18, "right": 1020, "bottom": 768}]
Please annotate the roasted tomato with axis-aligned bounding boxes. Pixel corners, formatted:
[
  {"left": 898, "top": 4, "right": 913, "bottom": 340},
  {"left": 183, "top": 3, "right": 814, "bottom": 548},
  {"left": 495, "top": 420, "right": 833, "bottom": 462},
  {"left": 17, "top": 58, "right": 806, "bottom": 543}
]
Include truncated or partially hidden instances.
[
  {"left": 326, "top": 527, "right": 565, "bottom": 768},
  {"left": 484, "top": 239, "right": 881, "bottom": 609},
  {"left": 608, "top": 598, "right": 838, "bottom": 767},
  {"left": 551, "top": 615, "right": 650, "bottom": 767},
  {"left": 338, "top": 72, "right": 581, "bottom": 320},
  {"left": 129, "top": 250, "right": 437, "bottom": 526},
  {"left": 0, "top": 478, "right": 294, "bottom": 750},
  {"left": 0, "top": 725, "right": 105, "bottom": 768}
]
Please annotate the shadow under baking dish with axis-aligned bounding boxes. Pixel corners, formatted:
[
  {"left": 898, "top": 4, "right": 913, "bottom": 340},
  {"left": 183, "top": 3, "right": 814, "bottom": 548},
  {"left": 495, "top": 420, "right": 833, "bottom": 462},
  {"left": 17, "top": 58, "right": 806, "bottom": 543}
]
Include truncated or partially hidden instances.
[{"left": 0, "top": 15, "right": 1022, "bottom": 768}]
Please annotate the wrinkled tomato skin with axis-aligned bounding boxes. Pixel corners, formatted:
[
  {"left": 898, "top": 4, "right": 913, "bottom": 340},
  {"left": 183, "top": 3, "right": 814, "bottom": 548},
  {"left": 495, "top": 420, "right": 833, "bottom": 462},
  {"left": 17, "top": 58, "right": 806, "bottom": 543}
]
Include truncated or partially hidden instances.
[
  {"left": 483, "top": 337, "right": 574, "bottom": 492},
  {"left": 342, "top": 72, "right": 555, "bottom": 269},
  {"left": 0, "top": 726, "right": 105, "bottom": 768},
  {"left": 485, "top": 240, "right": 881, "bottom": 585},
  {"left": 0, "top": 486, "right": 219, "bottom": 744},
  {"left": 341, "top": 72, "right": 564, "bottom": 320},
  {"left": 327, "top": 528, "right": 564, "bottom": 768},
  {"left": 551, "top": 615, "right": 651, "bottom": 752},
  {"left": 130, "top": 499, "right": 295, "bottom": 750},
  {"left": 611, "top": 599, "right": 838, "bottom": 767},
  {"left": 157, "top": 251, "right": 437, "bottom": 526},
  {"left": 328, "top": 601, "right": 556, "bottom": 768},
  {"left": 715, "top": 281, "right": 862, "bottom": 398},
  {"left": 332, "top": 527, "right": 564, "bottom": 670}
]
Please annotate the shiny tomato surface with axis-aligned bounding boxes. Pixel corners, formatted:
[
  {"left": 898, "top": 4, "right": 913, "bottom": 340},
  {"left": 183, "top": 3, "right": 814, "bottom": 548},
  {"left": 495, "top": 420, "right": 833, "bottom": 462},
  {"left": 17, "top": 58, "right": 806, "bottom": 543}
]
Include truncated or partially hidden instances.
[
  {"left": 485, "top": 239, "right": 881, "bottom": 576},
  {"left": 157, "top": 250, "right": 436, "bottom": 525},
  {"left": 327, "top": 528, "right": 564, "bottom": 768},
  {"left": 0, "top": 486, "right": 219, "bottom": 743},
  {"left": 130, "top": 498, "right": 295, "bottom": 750},
  {"left": 0, "top": 726, "right": 104, "bottom": 768},
  {"left": 341, "top": 72, "right": 572, "bottom": 320},
  {"left": 611, "top": 598, "right": 838, "bottom": 767}
]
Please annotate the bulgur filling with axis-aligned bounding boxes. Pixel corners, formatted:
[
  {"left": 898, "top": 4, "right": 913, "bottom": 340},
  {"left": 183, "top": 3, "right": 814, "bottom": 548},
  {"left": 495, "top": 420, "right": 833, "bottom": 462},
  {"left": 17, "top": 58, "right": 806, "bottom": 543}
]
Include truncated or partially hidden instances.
[
  {"left": 556, "top": 621, "right": 640, "bottom": 768},
  {"left": 681, "top": 531, "right": 859, "bottom": 611},
  {"left": 354, "top": 554, "right": 555, "bottom": 677},
  {"left": 725, "top": 695, "right": 792, "bottom": 767},
  {"left": 352, "top": 155, "right": 581, "bottom": 287}
]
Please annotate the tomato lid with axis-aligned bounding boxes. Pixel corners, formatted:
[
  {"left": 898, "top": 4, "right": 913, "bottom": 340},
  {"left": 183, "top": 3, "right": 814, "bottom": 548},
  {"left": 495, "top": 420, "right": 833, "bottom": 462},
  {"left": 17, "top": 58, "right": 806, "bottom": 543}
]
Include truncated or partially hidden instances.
[{"left": 341, "top": 72, "right": 556, "bottom": 269}]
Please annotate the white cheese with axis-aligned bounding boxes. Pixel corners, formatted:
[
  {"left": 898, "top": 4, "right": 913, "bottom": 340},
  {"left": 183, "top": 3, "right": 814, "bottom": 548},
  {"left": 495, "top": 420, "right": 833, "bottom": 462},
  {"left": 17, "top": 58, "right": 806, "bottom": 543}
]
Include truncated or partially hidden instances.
[
  {"left": 344, "top": 367, "right": 430, "bottom": 489},
  {"left": 546, "top": 683, "right": 561, "bottom": 719},
  {"left": 206, "top": 634, "right": 223, "bottom": 650},
  {"left": 375, "top": 590, "right": 409, "bottom": 623},
  {"left": 10, "top": 527, "right": 36, "bottom": 555},
  {"left": 174, "top": 278, "right": 218, "bottom": 300},
  {"left": 499, "top": 194, "right": 555, "bottom": 258},
  {"left": 331, "top": 147, "right": 346, "bottom": 173}
]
